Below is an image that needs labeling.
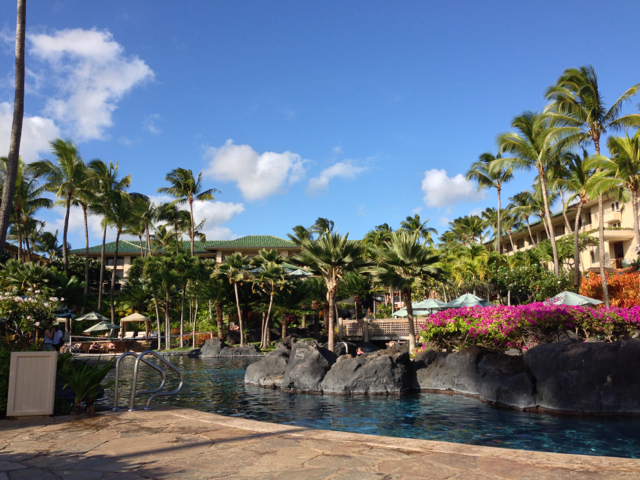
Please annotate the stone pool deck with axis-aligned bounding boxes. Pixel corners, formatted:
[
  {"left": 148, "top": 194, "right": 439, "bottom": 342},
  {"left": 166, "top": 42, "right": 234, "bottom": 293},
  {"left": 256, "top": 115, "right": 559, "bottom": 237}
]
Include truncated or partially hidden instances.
[{"left": 1, "top": 408, "right": 639, "bottom": 479}]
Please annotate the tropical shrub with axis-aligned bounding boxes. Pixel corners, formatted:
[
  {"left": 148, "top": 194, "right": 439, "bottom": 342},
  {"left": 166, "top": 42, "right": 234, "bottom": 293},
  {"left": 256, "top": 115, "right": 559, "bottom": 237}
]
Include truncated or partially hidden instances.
[
  {"left": 580, "top": 270, "right": 640, "bottom": 308},
  {"left": 417, "top": 303, "right": 640, "bottom": 354},
  {"left": 58, "top": 353, "right": 115, "bottom": 413},
  {"left": 492, "top": 265, "right": 575, "bottom": 304},
  {"left": 0, "top": 292, "right": 61, "bottom": 349}
]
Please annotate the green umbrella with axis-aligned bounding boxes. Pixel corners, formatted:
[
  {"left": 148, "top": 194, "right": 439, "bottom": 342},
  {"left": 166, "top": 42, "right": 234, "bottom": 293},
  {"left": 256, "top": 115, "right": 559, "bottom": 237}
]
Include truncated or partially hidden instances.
[
  {"left": 392, "top": 299, "right": 445, "bottom": 317},
  {"left": 83, "top": 321, "right": 121, "bottom": 333},
  {"left": 443, "top": 293, "right": 493, "bottom": 309},
  {"left": 548, "top": 291, "right": 603, "bottom": 306},
  {"left": 75, "top": 311, "right": 109, "bottom": 322}
]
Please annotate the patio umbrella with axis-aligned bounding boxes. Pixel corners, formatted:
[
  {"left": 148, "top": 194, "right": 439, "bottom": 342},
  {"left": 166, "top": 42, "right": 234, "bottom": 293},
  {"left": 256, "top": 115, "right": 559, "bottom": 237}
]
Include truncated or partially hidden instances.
[
  {"left": 392, "top": 299, "right": 446, "bottom": 317},
  {"left": 548, "top": 291, "right": 603, "bottom": 306},
  {"left": 443, "top": 293, "right": 493, "bottom": 309},
  {"left": 75, "top": 311, "right": 109, "bottom": 322},
  {"left": 83, "top": 321, "right": 121, "bottom": 333}
]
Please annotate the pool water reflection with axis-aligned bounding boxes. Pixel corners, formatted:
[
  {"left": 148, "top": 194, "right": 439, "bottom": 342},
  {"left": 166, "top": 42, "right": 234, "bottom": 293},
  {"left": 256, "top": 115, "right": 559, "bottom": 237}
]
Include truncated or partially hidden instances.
[{"left": 101, "top": 356, "right": 640, "bottom": 459}]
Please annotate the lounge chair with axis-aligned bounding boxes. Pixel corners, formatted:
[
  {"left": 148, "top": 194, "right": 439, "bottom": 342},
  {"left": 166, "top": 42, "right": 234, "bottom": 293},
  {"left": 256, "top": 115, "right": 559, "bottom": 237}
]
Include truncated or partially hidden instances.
[
  {"left": 136, "top": 332, "right": 146, "bottom": 338},
  {"left": 124, "top": 332, "right": 135, "bottom": 339}
]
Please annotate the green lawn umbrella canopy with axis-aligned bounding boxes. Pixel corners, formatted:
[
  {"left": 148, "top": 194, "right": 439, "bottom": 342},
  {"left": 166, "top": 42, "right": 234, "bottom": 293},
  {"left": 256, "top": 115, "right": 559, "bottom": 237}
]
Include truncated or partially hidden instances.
[
  {"left": 547, "top": 291, "right": 603, "bottom": 306},
  {"left": 443, "top": 293, "right": 493, "bottom": 309},
  {"left": 75, "top": 311, "right": 110, "bottom": 322},
  {"left": 392, "top": 299, "right": 446, "bottom": 317},
  {"left": 83, "top": 321, "right": 121, "bottom": 333}
]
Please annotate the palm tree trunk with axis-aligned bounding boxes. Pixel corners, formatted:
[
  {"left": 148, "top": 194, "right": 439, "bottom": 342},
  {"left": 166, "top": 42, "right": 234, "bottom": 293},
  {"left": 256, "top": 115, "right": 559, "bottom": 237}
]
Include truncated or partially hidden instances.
[
  {"left": 496, "top": 186, "right": 502, "bottom": 254},
  {"left": 0, "top": 0, "right": 26, "bottom": 261},
  {"left": 560, "top": 190, "right": 572, "bottom": 234},
  {"left": 192, "top": 299, "right": 198, "bottom": 348},
  {"left": 98, "top": 224, "right": 107, "bottom": 311},
  {"left": 632, "top": 188, "right": 640, "bottom": 293},
  {"left": 404, "top": 288, "right": 416, "bottom": 353},
  {"left": 174, "top": 220, "right": 179, "bottom": 255},
  {"left": 539, "top": 172, "right": 559, "bottom": 274},
  {"left": 233, "top": 282, "right": 244, "bottom": 346},
  {"left": 109, "top": 229, "right": 121, "bottom": 322},
  {"left": 145, "top": 226, "right": 151, "bottom": 256},
  {"left": 63, "top": 192, "right": 72, "bottom": 277},
  {"left": 138, "top": 234, "right": 144, "bottom": 258},
  {"left": 263, "top": 288, "right": 274, "bottom": 348},
  {"left": 16, "top": 218, "right": 23, "bottom": 263},
  {"left": 508, "top": 230, "right": 516, "bottom": 251},
  {"left": 153, "top": 290, "right": 161, "bottom": 350},
  {"left": 189, "top": 199, "right": 195, "bottom": 256},
  {"left": 165, "top": 292, "right": 171, "bottom": 349},
  {"left": 23, "top": 218, "right": 31, "bottom": 262},
  {"left": 389, "top": 287, "right": 394, "bottom": 314},
  {"left": 525, "top": 217, "right": 536, "bottom": 247},
  {"left": 82, "top": 204, "right": 89, "bottom": 305},
  {"left": 573, "top": 202, "right": 584, "bottom": 288},
  {"left": 327, "top": 287, "right": 336, "bottom": 352},
  {"left": 593, "top": 137, "right": 610, "bottom": 306},
  {"left": 215, "top": 300, "right": 223, "bottom": 340},
  {"left": 281, "top": 312, "right": 287, "bottom": 339},
  {"left": 179, "top": 288, "right": 185, "bottom": 348}
]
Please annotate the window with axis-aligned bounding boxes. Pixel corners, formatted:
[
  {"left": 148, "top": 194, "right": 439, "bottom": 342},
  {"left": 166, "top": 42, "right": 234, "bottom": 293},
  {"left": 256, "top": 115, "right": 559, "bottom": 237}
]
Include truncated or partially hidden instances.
[
  {"left": 106, "top": 257, "right": 125, "bottom": 266},
  {"left": 590, "top": 251, "right": 595, "bottom": 263},
  {"left": 611, "top": 222, "right": 621, "bottom": 228},
  {"left": 517, "top": 238, "right": 525, "bottom": 250},
  {"left": 538, "top": 231, "right": 548, "bottom": 241},
  {"left": 554, "top": 225, "right": 565, "bottom": 237},
  {"left": 611, "top": 202, "right": 620, "bottom": 212},
  {"left": 584, "top": 211, "right": 592, "bottom": 225}
]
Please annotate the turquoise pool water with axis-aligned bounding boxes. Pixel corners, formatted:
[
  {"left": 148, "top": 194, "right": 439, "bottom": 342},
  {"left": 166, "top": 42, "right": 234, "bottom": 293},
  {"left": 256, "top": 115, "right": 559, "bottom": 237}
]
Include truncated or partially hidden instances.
[{"left": 102, "top": 356, "right": 640, "bottom": 459}]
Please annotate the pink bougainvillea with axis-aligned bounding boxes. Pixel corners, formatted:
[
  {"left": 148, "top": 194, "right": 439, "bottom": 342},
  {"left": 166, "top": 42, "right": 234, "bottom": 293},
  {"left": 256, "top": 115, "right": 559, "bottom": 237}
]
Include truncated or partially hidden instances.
[{"left": 416, "top": 303, "right": 640, "bottom": 354}]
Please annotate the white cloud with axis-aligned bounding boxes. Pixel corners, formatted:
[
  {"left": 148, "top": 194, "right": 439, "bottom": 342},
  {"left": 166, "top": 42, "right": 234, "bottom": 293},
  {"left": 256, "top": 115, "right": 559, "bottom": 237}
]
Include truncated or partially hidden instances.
[
  {"left": 306, "top": 161, "right": 366, "bottom": 195},
  {"left": 438, "top": 217, "right": 451, "bottom": 226},
  {"left": 0, "top": 102, "right": 59, "bottom": 162},
  {"left": 469, "top": 208, "right": 484, "bottom": 216},
  {"left": 150, "top": 195, "right": 244, "bottom": 240},
  {"left": 421, "top": 169, "right": 486, "bottom": 208},
  {"left": 29, "top": 28, "right": 154, "bottom": 141},
  {"left": 143, "top": 114, "right": 161, "bottom": 134},
  {"left": 204, "top": 140, "right": 306, "bottom": 201},
  {"left": 411, "top": 206, "right": 422, "bottom": 215}
]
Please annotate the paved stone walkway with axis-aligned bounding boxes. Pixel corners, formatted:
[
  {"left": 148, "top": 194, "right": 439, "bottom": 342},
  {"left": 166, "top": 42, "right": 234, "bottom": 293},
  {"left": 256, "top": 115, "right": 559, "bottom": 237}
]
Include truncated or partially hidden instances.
[{"left": 1, "top": 407, "right": 640, "bottom": 479}]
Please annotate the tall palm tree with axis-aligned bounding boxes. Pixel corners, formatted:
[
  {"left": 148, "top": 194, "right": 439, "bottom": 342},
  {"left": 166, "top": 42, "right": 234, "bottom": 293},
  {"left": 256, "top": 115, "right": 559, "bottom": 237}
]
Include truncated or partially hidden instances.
[
  {"left": 28, "top": 139, "right": 88, "bottom": 276},
  {"left": 251, "top": 250, "right": 287, "bottom": 348},
  {"left": 34, "top": 229, "right": 63, "bottom": 260},
  {"left": 102, "top": 191, "right": 138, "bottom": 322},
  {"left": 287, "top": 225, "right": 312, "bottom": 246},
  {"left": 157, "top": 168, "right": 218, "bottom": 256},
  {"left": 508, "top": 192, "right": 537, "bottom": 247},
  {"left": 366, "top": 232, "right": 441, "bottom": 353},
  {"left": 496, "top": 112, "right": 580, "bottom": 275},
  {"left": 545, "top": 65, "right": 640, "bottom": 305},
  {"left": 310, "top": 217, "right": 335, "bottom": 238},
  {"left": 293, "top": 232, "right": 367, "bottom": 352},
  {"left": 156, "top": 202, "right": 188, "bottom": 254},
  {"left": 466, "top": 152, "right": 513, "bottom": 253},
  {"left": 88, "top": 160, "right": 131, "bottom": 311},
  {"left": 216, "top": 253, "right": 250, "bottom": 346},
  {"left": 400, "top": 214, "right": 438, "bottom": 245},
  {"left": 0, "top": 0, "right": 26, "bottom": 261}
]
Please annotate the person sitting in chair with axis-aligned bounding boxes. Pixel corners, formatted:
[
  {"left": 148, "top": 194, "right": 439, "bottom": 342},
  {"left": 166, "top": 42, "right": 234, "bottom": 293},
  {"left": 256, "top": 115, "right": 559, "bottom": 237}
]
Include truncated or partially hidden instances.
[{"left": 88, "top": 342, "right": 100, "bottom": 353}]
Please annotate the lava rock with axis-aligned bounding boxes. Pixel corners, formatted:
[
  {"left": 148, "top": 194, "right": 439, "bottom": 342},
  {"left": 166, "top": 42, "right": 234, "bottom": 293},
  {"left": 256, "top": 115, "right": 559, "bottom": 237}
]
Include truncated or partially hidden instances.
[
  {"left": 200, "top": 338, "right": 225, "bottom": 357},
  {"left": 524, "top": 339, "right": 640, "bottom": 413},
  {"left": 412, "top": 346, "right": 486, "bottom": 395},
  {"left": 280, "top": 340, "right": 337, "bottom": 392},
  {"left": 200, "top": 338, "right": 262, "bottom": 357},
  {"left": 321, "top": 352, "right": 411, "bottom": 394},
  {"left": 245, "top": 349, "right": 289, "bottom": 388},
  {"left": 476, "top": 353, "right": 535, "bottom": 409},
  {"left": 355, "top": 342, "right": 380, "bottom": 353}
]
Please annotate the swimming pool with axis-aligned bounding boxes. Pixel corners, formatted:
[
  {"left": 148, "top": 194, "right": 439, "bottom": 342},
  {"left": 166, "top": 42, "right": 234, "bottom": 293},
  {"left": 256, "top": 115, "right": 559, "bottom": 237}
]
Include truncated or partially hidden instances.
[{"left": 102, "top": 356, "right": 640, "bottom": 459}]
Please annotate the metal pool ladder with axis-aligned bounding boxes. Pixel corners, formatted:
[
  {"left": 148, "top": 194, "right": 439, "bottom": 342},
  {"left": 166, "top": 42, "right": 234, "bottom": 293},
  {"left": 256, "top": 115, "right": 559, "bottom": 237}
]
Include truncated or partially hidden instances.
[{"left": 112, "top": 350, "right": 184, "bottom": 412}]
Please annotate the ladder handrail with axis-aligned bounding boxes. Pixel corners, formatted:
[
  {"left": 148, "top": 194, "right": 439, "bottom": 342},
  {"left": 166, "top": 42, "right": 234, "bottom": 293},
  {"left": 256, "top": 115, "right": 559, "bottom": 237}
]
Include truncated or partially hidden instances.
[
  {"left": 130, "top": 350, "right": 184, "bottom": 411},
  {"left": 112, "top": 352, "right": 166, "bottom": 411}
]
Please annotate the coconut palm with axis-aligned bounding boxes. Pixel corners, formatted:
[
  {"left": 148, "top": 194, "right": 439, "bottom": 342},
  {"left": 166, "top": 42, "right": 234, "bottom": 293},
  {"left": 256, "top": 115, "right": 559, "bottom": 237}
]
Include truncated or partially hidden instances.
[
  {"left": 310, "top": 217, "right": 335, "bottom": 238},
  {"left": 496, "top": 112, "right": 580, "bottom": 275},
  {"left": 28, "top": 139, "right": 88, "bottom": 276},
  {"left": 0, "top": 0, "right": 26, "bottom": 261},
  {"left": 156, "top": 202, "right": 188, "bottom": 254},
  {"left": 287, "top": 225, "right": 313, "bottom": 246},
  {"left": 480, "top": 207, "right": 500, "bottom": 249},
  {"left": 88, "top": 160, "right": 131, "bottom": 311},
  {"left": 293, "top": 232, "right": 367, "bottom": 352},
  {"left": 366, "top": 232, "right": 441, "bottom": 353},
  {"left": 251, "top": 252, "right": 288, "bottom": 348},
  {"left": 157, "top": 168, "right": 218, "bottom": 256},
  {"left": 508, "top": 192, "right": 537, "bottom": 247},
  {"left": 400, "top": 214, "right": 438, "bottom": 246},
  {"left": 34, "top": 229, "right": 62, "bottom": 260},
  {"left": 545, "top": 65, "right": 640, "bottom": 305},
  {"left": 466, "top": 152, "right": 513, "bottom": 253},
  {"left": 216, "top": 253, "right": 250, "bottom": 346}
]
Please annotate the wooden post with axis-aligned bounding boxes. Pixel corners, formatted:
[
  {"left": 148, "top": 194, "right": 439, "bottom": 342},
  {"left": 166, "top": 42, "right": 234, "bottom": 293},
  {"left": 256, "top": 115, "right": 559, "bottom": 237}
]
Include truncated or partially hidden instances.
[
  {"left": 508, "top": 290, "right": 511, "bottom": 306},
  {"left": 363, "top": 318, "right": 370, "bottom": 342},
  {"left": 338, "top": 317, "right": 344, "bottom": 341}
]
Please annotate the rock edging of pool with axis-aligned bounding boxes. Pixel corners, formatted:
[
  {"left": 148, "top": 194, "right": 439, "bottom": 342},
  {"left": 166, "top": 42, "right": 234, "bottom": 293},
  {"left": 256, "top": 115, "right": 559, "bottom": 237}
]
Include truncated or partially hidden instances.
[
  {"left": 244, "top": 337, "right": 640, "bottom": 415},
  {"left": 199, "top": 338, "right": 263, "bottom": 357}
]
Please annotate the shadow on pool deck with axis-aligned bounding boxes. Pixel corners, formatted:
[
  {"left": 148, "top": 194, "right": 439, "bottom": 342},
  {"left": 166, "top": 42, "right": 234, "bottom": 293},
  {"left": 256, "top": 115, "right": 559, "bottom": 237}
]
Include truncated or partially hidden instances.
[{"left": 2, "top": 407, "right": 640, "bottom": 479}]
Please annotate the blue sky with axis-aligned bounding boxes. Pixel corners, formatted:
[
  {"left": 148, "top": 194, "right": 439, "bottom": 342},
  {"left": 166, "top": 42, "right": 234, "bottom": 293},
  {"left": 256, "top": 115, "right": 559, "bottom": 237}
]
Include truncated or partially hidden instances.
[{"left": 1, "top": 1, "right": 640, "bottom": 249}]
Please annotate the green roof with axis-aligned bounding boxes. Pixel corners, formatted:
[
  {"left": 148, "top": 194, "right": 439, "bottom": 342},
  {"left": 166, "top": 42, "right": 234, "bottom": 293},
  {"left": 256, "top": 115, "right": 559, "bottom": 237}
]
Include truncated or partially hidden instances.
[{"left": 70, "top": 235, "right": 298, "bottom": 255}]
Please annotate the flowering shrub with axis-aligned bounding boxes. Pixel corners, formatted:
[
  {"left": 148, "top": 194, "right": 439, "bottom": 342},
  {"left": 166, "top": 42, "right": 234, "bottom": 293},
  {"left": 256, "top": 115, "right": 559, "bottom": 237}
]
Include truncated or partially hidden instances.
[
  {"left": 580, "top": 270, "right": 640, "bottom": 308},
  {"left": 0, "top": 291, "right": 61, "bottom": 350},
  {"left": 416, "top": 303, "right": 640, "bottom": 354}
]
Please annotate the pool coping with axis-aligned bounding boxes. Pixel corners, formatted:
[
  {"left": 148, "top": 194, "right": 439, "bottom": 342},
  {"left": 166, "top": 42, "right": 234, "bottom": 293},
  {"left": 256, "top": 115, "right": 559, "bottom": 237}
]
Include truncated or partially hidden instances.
[{"left": 107, "top": 406, "right": 640, "bottom": 474}]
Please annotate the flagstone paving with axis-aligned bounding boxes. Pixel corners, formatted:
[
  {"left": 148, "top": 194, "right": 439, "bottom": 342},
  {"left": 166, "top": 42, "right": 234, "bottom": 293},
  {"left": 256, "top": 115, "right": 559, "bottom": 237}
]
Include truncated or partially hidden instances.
[{"left": 1, "top": 407, "right": 639, "bottom": 479}]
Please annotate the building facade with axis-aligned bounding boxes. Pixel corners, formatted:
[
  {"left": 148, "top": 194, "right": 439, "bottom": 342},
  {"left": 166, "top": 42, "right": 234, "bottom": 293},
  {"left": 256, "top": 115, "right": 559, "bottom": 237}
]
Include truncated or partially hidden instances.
[
  {"left": 491, "top": 194, "right": 637, "bottom": 271},
  {"left": 69, "top": 235, "right": 302, "bottom": 280}
]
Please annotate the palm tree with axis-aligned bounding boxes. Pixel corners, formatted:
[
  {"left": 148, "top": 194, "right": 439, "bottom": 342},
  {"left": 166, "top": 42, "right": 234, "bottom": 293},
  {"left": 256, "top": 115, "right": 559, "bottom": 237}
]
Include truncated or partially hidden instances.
[
  {"left": 497, "top": 112, "right": 580, "bottom": 275},
  {"left": 310, "top": 217, "right": 335, "bottom": 238},
  {"left": 157, "top": 168, "right": 218, "bottom": 256},
  {"left": 216, "top": 253, "right": 250, "bottom": 346},
  {"left": 545, "top": 65, "right": 640, "bottom": 305},
  {"left": 88, "top": 160, "right": 131, "bottom": 311},
  {"left": 28, "top": 139, "right": 88, "bottom": 276},
  {"left": 502, "top": 208, "right": 522, "bottom": 252},
  {"left": 366, "top": 232, "right": 441, "bottom": 353},
  {"left": 287, "top": 225, "right": 312, "bottom": 246},
  {"left": 34, "top": 229, "right": 62, "bottom": 260},
  {"left": 480, "top": 207, "right": 500, "bottom": 249},
  {"left": 466, "top": 152, "right": 513, "bottom": 253},
  {"left": 508, "top": 192, "right": 537, "bottom": 247},
  {"left": 102, "top": 191, "right": 138, "bottom": 322},
  {"left": 0, "top": 0, "right": 26, "bottom": 261},
  {"left": 156, "top": 202, "right": 188, "bottom": 254},
  {"left": 251, "top": 251, "right": 287, "bottom": 348},
  {"left": 400, "top": 214, "right": 438, "bottom": 245},
  {"left": 293, "top": 232, "right": 367, "bottom": 352}
]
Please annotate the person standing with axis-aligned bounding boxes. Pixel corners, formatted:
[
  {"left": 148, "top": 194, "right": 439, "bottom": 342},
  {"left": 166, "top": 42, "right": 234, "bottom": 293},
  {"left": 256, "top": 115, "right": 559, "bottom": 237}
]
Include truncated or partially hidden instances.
[
  {"left": 43, "top": 324, "right": 55, "bottom": 351},
  {"left": 53, "top": 325, "right": 64, "bottom": 352}
]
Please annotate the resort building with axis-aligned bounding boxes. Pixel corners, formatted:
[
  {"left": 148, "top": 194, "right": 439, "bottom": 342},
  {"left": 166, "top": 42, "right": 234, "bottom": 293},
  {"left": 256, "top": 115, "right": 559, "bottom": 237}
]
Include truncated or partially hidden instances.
[
  {"left": 489, "top": 194, "right": 638, "bottom": 272},
  {"left": 69, "top": 235, "right": 301, "bottom": 280}
]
